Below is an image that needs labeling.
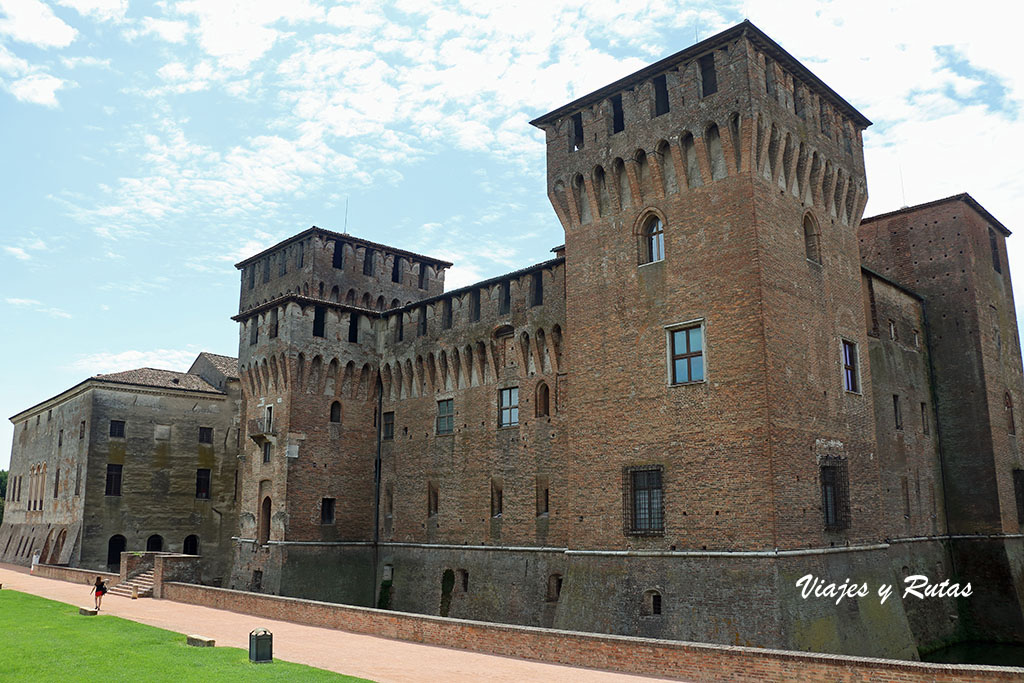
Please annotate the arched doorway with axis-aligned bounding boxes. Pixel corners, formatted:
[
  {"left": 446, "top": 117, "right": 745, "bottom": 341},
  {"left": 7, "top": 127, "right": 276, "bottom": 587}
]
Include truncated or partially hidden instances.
[
  {"left": 107, "top": 535, "right": 126, "bottom": 571},
  {"left": 183, "top": 535, "right": 199, "bottom": 555},
  {"left": 146, "top": 534, "right": 163, "bottom": 552},
  {"left": 258, "top": 496, "right": 272, "bottom": 545}
]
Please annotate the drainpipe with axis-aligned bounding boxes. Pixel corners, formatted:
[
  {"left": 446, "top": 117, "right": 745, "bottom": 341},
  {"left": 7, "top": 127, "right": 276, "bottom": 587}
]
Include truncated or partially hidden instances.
[{"left": 371, "top": 375, "right": 383, "bottom": 606}]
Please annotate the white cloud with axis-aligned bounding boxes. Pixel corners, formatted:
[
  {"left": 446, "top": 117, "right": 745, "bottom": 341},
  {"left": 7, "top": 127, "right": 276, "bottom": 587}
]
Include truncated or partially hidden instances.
[
  {"left": 3, "top": 246, "right": 30, "bottom": 259},
  {"left": 6, "top": 297, "right": 72, "bottom": 318},
  {"left": 0, "top": 0, "right": 77, "bottom": 47},
  {"left": 6, "top": 297, "right": 41, "bottom": 305},
  {"left": 9, "top": 73, "right": 66, "bottom": 106},
  {"left": 60, "top": 55, "right": 111, "bottom": 69},
  {"left": 0, "top": 43, "right": 28, "bottom": 75},
  {"left": 69, "top": 347, "right": 202, "bottom": 375},
  {"left": 56, "top": 0, "right": 126, "bottom": 22}
]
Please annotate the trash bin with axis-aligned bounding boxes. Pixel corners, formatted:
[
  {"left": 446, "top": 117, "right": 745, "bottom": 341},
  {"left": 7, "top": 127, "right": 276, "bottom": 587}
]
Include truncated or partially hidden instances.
[{"left": 249, "top": 628, "right": 272, "bottom": 663}]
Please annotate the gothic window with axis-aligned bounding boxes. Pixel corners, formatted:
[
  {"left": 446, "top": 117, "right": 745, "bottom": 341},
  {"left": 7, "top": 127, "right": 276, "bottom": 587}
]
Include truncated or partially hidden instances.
[
  {"left": 535, "top": 381, "right": 550, "bottom": 417},
  {"left": 803, "top": 214, "right": 821, "bottom": 264},
  {"left": 641, "top": 216, "right": 665, "bottom": 264}
]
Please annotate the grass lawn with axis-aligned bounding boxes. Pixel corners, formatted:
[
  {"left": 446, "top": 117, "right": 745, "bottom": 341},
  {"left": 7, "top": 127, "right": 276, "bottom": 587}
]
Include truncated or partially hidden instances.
[{"left": 0, "top": 589, "right": 371, "bottom": 682}]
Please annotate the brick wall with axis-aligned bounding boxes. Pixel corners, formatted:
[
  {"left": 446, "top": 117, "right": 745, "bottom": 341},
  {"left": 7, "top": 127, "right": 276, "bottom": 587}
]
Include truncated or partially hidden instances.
[{"left": 160, "top": 580, "right": 1020, "bottom": 682}]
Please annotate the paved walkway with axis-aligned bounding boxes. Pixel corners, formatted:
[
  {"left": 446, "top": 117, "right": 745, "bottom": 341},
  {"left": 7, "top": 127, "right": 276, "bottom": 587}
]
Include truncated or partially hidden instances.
[{"left": 0, "top": 565, "right": 676, "bottom": 682}]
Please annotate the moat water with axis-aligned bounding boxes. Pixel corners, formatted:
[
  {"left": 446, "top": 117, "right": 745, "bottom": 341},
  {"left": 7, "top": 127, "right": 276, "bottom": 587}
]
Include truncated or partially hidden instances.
[{"left": 920, "top": 641, "right": 1024, "bottom": 667}]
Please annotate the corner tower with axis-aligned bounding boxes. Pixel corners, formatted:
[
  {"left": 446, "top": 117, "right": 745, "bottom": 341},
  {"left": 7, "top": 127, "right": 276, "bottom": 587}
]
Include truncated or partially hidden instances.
[{"left": 531, "top": 22, "right": 911, "bottom": 656}]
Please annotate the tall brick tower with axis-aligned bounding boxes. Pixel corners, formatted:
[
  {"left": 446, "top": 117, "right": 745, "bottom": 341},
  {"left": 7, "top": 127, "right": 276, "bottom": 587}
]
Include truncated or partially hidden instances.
[
  {"left": 229, "top": 229, "right": 450, "bottom": 601},
  {"left": 531, "top": 21, "right": 913, "bottom": 655}
]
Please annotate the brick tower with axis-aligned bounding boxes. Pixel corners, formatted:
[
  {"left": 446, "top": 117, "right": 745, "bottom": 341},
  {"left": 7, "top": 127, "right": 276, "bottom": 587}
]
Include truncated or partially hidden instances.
[
  {"left": 530, "top": 21, "right": 914, "bottom": 655},
  {"left": 230, "top": 229, "right": 450, "bottom": 600}
]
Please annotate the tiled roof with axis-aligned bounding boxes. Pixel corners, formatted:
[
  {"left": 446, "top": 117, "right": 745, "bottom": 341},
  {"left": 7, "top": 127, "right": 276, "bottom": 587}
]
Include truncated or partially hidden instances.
[
  {"left": 197, "top": 352, "right": 239, "bottom": 379},
  {"left": 94, "top": 368, "right": 221, "bottom": 393}
]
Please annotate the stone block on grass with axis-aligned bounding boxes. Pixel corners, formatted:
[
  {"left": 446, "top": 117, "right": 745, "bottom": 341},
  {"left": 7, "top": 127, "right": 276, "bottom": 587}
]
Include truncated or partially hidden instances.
[
  {"left": 79, "top": 608, "right": 98, "bottom": 616},
  {"left": 186, "top": 635, "right": 215, "bottom": 647}
]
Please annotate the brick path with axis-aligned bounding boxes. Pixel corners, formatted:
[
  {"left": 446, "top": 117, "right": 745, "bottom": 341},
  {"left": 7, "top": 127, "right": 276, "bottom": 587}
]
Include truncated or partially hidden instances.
[{"left": 0, "top": 565, "right": 675, "bottom": 682}]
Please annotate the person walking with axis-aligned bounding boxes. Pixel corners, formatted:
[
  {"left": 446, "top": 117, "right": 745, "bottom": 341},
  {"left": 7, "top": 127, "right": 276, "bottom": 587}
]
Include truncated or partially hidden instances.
[{"left": 91, "top": 576, "right": 107, "bottom": 611}]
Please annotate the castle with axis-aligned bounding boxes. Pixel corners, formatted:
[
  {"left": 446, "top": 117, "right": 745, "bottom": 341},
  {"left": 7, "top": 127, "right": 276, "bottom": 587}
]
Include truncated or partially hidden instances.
[{"left": 4, "top": 21, "right": 1024, "bottom": 659}]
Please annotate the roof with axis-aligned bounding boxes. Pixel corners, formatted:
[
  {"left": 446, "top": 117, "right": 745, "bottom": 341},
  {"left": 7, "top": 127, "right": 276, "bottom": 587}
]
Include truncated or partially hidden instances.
[
  {"left": 860, "top": 193, "right": 1011, "bottom": 237},
  {"left": 196, "top": 352, "right": 239, "bottom": 379},
  {"left": 234, "top": 226, "right": 454, "bottom": 270},
  {"left": 530, "top": 20, "right": 871, "bottom": 130},
  {"left": 94, "top": 367, "right": 221, "bottom": 393}
]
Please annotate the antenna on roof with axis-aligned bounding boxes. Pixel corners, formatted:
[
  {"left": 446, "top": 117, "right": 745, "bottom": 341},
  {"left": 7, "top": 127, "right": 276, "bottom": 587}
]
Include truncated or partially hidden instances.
[
  {"left": 896, "top": 149, "right": 908, "bottom": 209},
  {"left": 344, "top": 197, "right": 349, "bottom": 233}
]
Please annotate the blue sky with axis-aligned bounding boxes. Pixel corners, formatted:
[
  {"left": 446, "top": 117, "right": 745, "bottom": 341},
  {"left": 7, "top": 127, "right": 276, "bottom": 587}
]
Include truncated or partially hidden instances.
[{"left": 2, "top": 0, "right": 1023, "bottom": 469}]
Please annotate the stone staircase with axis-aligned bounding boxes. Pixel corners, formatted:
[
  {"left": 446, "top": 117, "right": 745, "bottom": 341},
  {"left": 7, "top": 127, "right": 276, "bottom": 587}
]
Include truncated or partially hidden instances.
[{"left": 107, "top": 569, "right": 155, "bottom": 598}]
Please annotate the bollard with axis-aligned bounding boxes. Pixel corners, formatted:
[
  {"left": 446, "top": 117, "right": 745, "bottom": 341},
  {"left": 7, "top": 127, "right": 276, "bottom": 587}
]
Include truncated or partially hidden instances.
[
  {"left": 131, "top": 585, "right": 138, "bottom": 600},
  {"left": 249, "top": 628, "right": 272, "bottom": 663}
]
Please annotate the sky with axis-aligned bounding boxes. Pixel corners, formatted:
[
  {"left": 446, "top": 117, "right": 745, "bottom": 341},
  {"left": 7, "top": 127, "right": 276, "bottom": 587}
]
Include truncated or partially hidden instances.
[{"left": 2, "top": 0, "right": 1023, "bottom": 470}]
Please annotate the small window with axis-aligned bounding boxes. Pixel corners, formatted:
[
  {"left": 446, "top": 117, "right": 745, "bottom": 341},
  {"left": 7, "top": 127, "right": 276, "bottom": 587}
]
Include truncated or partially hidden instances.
[
  {"left": 819, "top": 100, "right": 831, "bottom": 137},
  {"left": 79, "top": 421, "right": 85, "bottom": 439},
  {"left": 653, "top": 74, "right": 669, "bottom": 116},
  {"left": 392, "top": 256, "right": 402, "bottom": 282},
  {"left": 321, "top": 497, "right": 336, "bottom": 524},
  {"left": 1014, "top": 469, "right": 1024, "bottom": 525},
  {"left": 442, "top": 299, "right": 453, "bottom": 329},
  {"left": 249, "top": 318, "right": 258, "bottom": 345},
  {"left": 499, "top": 387, "right": 519, "bottom": 427},
  {"left": 765, "top": 57, "right": 776, "bottom": 97},
  {"left": 333, "top": 241, "right": 344, "bottom": 269},
  {"left": 58, "top": 429, "right": 63, "bottom": 448},
  {"left": 893, "top": 395, "right": 903, "bottom": 430},
  {"left": 490, "top": 478, "right": 503, "bottom": 517},
  {"left": 363, "top": 248, "right": 375, "bottom": 276},
  {"left": 417, "top": 306, "right": 427, "bottom": 337},
  {"left": 436, "top": 399, "right": 453, "bottom": 435},
  {"left": 470, "top": 290, "right": 481, "bottom": 322},
  {"left": 248, "top": 266, "right": 255, "bottom": 290},
  {"left": 278, "top": 251, "right": 287, "bottom": 276},
  {"left": 313, "top": 305, "right": 326, "bottom": 337},
  {"left": 889, "top": 320, "right": 897, "bottom": 341},
  {"left": 625, "top": 465, "right": 663, "bottom": 534},
  {"left": 74, "top": 464, "right": 81, "bottom": 496},
  {"left": 105, "top": 464, "right": 122, "bottom": 496},
  {"left": 803, "top": 214, "right": 821, "bottom": 264},
  {"left": 109, "top": 420, "right": 125, "bottom": 438},
  {"left": 669, "top": 324, "right": 703, "bottom": 385},
  {"left": 547, "top": 573, "right": 563, "bottom": 602},
  {"left": 842, "top": 340, "right": 859, "bottom": 393},
  {"left": 913, "top": 330, "right": 920, "bottom": 348},
  {"left": 269, "top": 308, "right": 279, "bottom": 338},
  {"left": 195, "top": 468, "right": 211, "bottom": 499},
  {"left": 535, "top": 381, "right": 550, "bottom": 417},
  {"left": 530, "top": 271, "right": 543, "bottom": 307},
  {"left": 348, "top": 313, "right": 359, "bottom": 343},
  {"left": 794, "top": 83, "right": 805, "bottom": 119},
  {"left": 262, "top": 258, "right": 270, "bottom": 283},
  {"left": 199, "top": 427, "right": 213, "bottom": 444},
  {"left": 53, "top": 467, "right": 60, "bottom": 498},
  {"left": 570, "top": 112, "right": 584, "bottom": 152},
  {"left": 183, "top": 534, "right": 199, "bottom": 555},
  {"left": 643, "top": 589, "right": 663, "bottom": 615},
  {"left": 427, "top": 481, "right": 439, "bottom": 517},
  {"left": 610, "top": 93, "right": 624, "bottom": 133},
  {"left": 418, "top": 263, "right": 427, "bottom": 289},
  {"left": 499, "top": 281, "right": 510, "bottom": 315},
  {"left": 383, "top": 412, "right": 394, "bottom": 440},
  {"left": 1007, "top": 392, "right": 1016, "bottom": 435},
  {"left": 820, "top": 457, "right": 850, "bottom": 531},
  {"left": 642, "top": 216, "right": 665, "bottom": 264},
  {"left": 395, "top": 313, "right": 404, "bottom": 342},
  {"left": 990, "top": 229, "right": 1002, "bottom": 274},
  {"left": 699, "top": 53, "right": 717, "bottom": 96},
  {"left": 921, "top": 402, "right": 930, "bottom": 435},
  {"left": 536, "top": 477, "right": 549, "bottom": 516},
  {"left": 262, "top": 442, "right": 271, "bottom": 463},
  {"left": 330, "top": 401, "right": 342, "bottom": 424}
]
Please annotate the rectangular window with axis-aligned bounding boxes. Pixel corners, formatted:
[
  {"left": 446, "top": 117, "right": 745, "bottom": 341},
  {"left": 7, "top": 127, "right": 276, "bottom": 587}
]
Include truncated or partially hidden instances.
[
  {"left": 58, "top": 429, "right": 63, "bottom": 448},
  {"left": 321, "top": 497, "right": 336, "bottom": 524},
  {"left": 531, "top": 271, "right": 543, "bottom": 307},
  {"left": 921, "top": 402, "right": 930, "bottom": 435},
  {"left": 794, "top": 83, "right": 805, "bottom": 119},
  {"left": 269, "top": 308, "right": 278, "bottom": 338},
  {"left": 333, "top": 241, "right": 344, "bottom": 268},
  {"left": 278, "top": 251, "right": 287, "bottom": 276},
  {"left": 199, "top": 426, "right": 213, "bottom": 444},
  {"left": 248, "top": 266, "right": 255, "bottom": 290},
  {"left": 105, "top": 464, "right": 122, "bottom": 496},
  {"left": 249, "top": 318, "right": 258, "bottom": 345},
  {"left": 428, "top": 481, "right": 438, "bottom": 517},
  {"left": 436, "top": 399, "right": 454, "bottom": 435},
  {"left": 470, "top": 290, "right": 481, "bottom": 322},
  {"left": 610, "top": 93, "right": 624, "bottom": 133},
  {"left": 490, "top": 479, "right": 503, "bottom": 517},
  {"left": 313, "top": 305, "right": 326, "bottom": 337},
  {"left": 382, "top": 412, "right": 394, "bottom": 440},
  {"left": 820, "top": 458, "right": 850, "bottom": 531},
  {"left": 536, "top": 476, "right": 549, "bottom": 516},
  {"left": 499, "top": 387, "right": 519, "bottom": 427},
  {"left": 418, "top": 263, "right": 427, "bottom": 289},
  {"left": 842, "top": 340, "right": 859, "bottom": 392},
  {"left": 653, "top": 74, "right": 669, "bottom": 116},
  {"left": 109, "top": 420, "right": 125, "bottom": 438},
  {"left": 819, "top": 100, "right": 831, "bottom": 137},
  {"left": 262, "top": 258, "right": 270, "bottom": 283},
  {"left": 1014, "top": 469, "right": 1024, "bottom": 525},
  {"left": 888, "top": 320, "right": 897, "bottom": 341},
  {"left": 893, "top": 394, "right": 903, "bottom": 430},
  {"left": 901, "top": 477, "right": 911, "bottom": 518},
  {"left": 417, "top": 306, "right": 427, "bottom": 337},
  {"left": 79, "top": 421, "right": 85, "bottom": 439},
  {"left": 349, "top": 313, "right": 360, "bottom": 343},
  {"left": 53, "top": 467, "right": 60, "bottom": 498},
  {"left": 669, "top": 324, "right": 704, "bottom": 385},
  {"left": 499, "top": 281, "right": 510, "bottom": 315},
  {"left": 624, "top": 465, "right": 664, "bottom": 534},
  {"left": 765, "top": 57, "right": 776, "bottom": 97},
  {"left": 699, "top": 53, "right": 717, "bottom": 96},
  {"left": 363, "top": 248, "right": 375, "bottom": 276},
  {"left": 74, "top": 464, "right": 81, "bottom": 497},
  {"left": 570, "top": 112, "right": 583, "bottom": 151},
  {"left": 195, "top": 468, "right": 211, "bottom": 499},
  {"left": 392, "top": 256, "right": 402, "bottom": 282},
  {"left": 990, "top": 229, "right": 1002, "bottom": 274},
  {"left": 262, "top": 442, "right": 271, "bottom": 463},
  {"left": 442, "top": 299, "right": 453, "bottom": 329}
]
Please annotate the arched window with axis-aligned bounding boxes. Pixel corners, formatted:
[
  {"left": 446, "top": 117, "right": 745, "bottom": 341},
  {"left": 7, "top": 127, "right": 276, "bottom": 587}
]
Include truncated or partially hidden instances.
[
  {"left": 535, "top": 381, "right": 550, "bottom": 417},
  {"left": 1007, "top": 392, "right": 1015, "bottom": 435},
  {"left": 641, "top": 216, "right": 665, "bottom": 264},
  {"left": 259, "top": 497, "right": 272, "bottom": 545},
  {"left": 146, "top": 534, "right": 163, "bottom": 552},
  {"left": 330, "top": 401, "right": 342, "bottom": 423},
  {"left": 803, "top": 213, "right": 821, "bottom": 264},
  {"left": 183, "top": 534, "right": 199, "bottom": 555},
  {"left": 107, "top": 534, "right": 126, "bottom": 571},
  {"left": 643, "top": 589, "right": 663, "bottom": 615}
]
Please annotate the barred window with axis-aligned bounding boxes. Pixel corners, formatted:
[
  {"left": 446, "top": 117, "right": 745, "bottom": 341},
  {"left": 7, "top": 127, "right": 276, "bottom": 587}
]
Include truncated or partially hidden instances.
[
  {"left": 109, "top": 420, "right": 125, "bottom": 438},
  {"left": 383, "top": 412, "right": 394, "bottom": 440},
  {"left": 624, "top": 465, "right": 664, "bottom": 535},
  {"left": 437, "top": 399, "right": 453, "bottom": 435},
  {"left": 105, "top": 464, "right": 122, "bottom": 496},
  {"left": 198, "top": 427, "right": 213, "bottom": 444},
  {"left": 820, "top": 457, "right": 850, "bottom": 531}
]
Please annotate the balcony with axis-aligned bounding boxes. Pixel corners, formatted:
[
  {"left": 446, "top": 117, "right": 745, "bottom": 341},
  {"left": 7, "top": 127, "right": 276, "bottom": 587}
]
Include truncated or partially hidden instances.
[{"left": 248, "top": 418, "right": 277, "bottom": 444}]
